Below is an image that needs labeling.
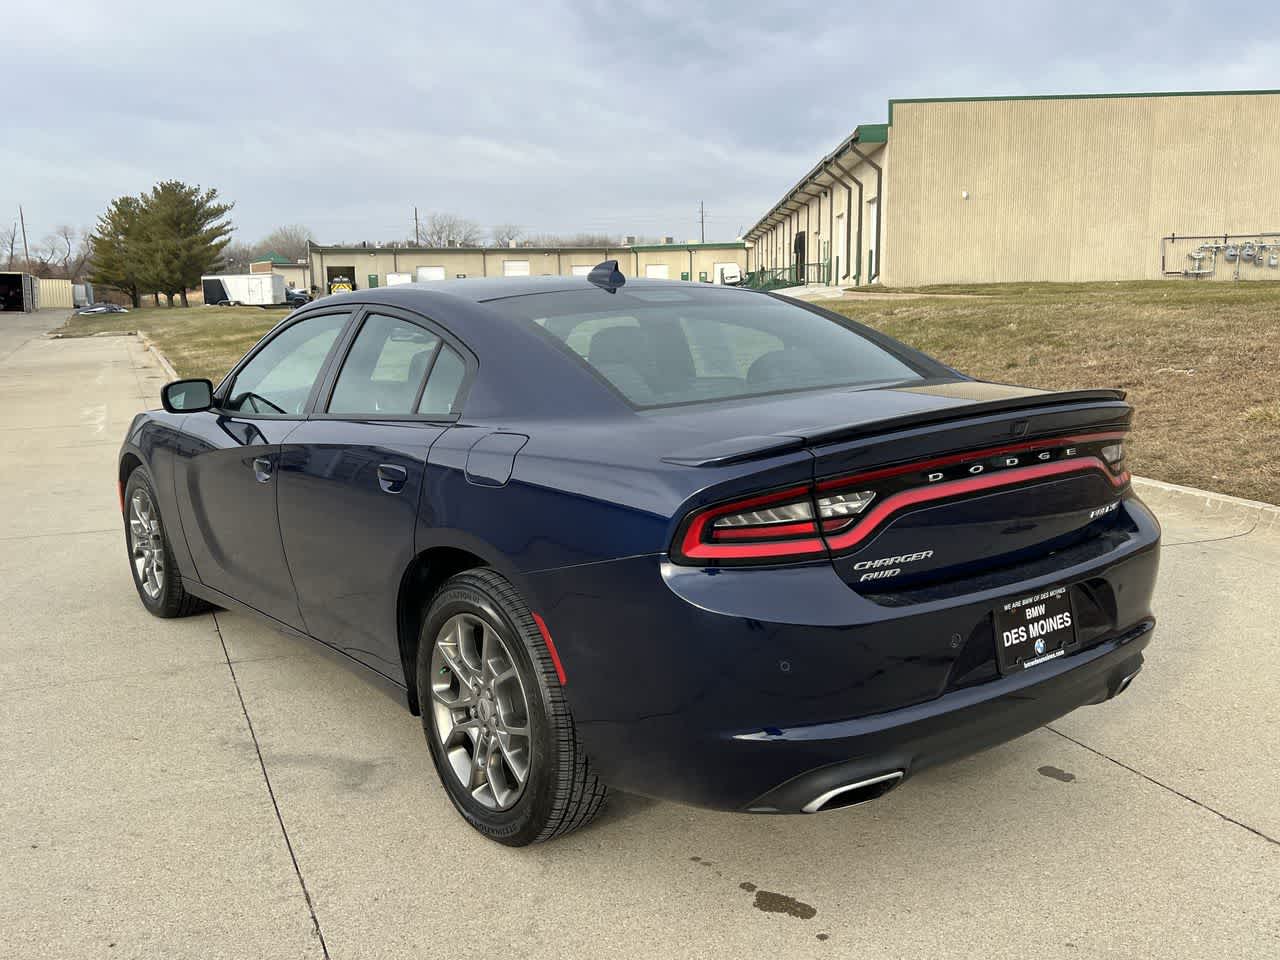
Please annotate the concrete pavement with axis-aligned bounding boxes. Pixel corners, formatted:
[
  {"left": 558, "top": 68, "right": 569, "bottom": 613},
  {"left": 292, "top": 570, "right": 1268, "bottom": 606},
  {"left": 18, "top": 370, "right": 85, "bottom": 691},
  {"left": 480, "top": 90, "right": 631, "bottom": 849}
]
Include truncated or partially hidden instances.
[{"left": 2, "top": 310, "right": 1277, "bottom": 959}]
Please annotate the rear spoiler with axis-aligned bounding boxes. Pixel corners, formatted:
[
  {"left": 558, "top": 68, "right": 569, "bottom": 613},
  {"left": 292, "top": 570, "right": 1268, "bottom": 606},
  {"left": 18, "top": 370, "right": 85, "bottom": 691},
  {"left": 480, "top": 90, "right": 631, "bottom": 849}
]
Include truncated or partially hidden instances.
[{"left": 662, "top": 389, "right": 1129, "bottom": 468}]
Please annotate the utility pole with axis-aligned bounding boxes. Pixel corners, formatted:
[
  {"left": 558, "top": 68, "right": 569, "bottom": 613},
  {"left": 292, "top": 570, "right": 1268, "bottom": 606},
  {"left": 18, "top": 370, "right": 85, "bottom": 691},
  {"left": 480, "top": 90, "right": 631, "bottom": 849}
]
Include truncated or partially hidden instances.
[
  {"left": 18, "top": 205, "right": 31, "bottom": 267},
  {"left": 698, "top": 201, "right": 705, "bottom": 243},
  {"left": 414, "top": 207, "right": 420, "bottom": 246}
]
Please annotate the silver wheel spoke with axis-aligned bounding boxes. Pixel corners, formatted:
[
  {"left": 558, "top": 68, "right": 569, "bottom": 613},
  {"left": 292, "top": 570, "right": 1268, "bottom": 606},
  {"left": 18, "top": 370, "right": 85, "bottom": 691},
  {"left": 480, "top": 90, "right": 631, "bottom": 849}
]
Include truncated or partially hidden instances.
[
  {"left": 429, "top": 610, "right": 533, "bottom": 812},
  {"left": 128, "top": 490, "right": 165, "bottom": 600}
]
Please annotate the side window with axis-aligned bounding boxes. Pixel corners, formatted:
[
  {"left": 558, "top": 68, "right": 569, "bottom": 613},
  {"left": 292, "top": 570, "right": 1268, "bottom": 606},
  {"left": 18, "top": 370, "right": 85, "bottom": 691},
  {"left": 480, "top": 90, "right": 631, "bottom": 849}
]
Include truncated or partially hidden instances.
[
  {"left": 417, "top": 346, "right": 467, "bottom": 417},
  {"left": 328, "top": 314, "right": 440, "bottom": 415},
  {"left": 224, "top": 313, "right": 349, "bottom": 415}
]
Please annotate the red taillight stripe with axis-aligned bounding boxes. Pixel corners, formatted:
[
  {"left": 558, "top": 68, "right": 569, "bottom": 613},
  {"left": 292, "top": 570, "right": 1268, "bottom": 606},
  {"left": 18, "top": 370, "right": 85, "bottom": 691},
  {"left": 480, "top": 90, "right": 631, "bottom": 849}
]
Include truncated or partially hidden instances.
[
  {"left": 531, "top": 612, "right": 567, "bottom": 686},
  {"left": 118, "top": 479, "right": 126, "bottom": 514},
  {"left": 678, "top": 483, "right": 817, "bottom": 560},
  {"left": 712, "top": 520, "right": 817, "bottom": 541},
  {"left": 815, "top": 431, "right": 1127, "bottom": 491},
  {"left": 823, "top": 457, "right": 1127, "bottom": 552}
]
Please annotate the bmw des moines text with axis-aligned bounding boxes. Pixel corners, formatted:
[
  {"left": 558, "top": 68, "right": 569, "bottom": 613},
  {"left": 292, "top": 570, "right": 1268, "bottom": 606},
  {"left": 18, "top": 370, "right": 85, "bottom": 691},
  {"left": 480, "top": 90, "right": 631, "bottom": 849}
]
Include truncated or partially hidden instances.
[{"left": 118, "top": 262, "right": 1158, "bottom": 845}]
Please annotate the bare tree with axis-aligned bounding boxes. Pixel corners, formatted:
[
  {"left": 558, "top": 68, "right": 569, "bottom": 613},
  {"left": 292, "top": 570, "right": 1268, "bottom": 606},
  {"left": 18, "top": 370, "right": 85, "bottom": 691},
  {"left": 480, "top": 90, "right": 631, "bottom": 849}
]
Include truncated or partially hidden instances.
[
  {"left": 259, "top": 224, "right": 313, "bottom": 261},
  {"left": 491, "top": 223, "right": 524, "bottom": 247},
  {"left": 420, "top": 213, "right": 483, "bottom": 247},
  {"left": 221, "top": 240, "right": 258, "bottom": 273},
  {"left": 0, "top": 223, "right": 17, "bottom": 268}
]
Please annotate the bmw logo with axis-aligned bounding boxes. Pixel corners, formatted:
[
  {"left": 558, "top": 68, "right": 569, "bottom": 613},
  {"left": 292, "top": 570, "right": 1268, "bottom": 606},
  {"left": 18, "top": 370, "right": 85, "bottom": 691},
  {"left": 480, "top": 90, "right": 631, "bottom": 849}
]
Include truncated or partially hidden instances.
[{"left": 1034, "top": 638, "right": 1046, "bottom": 656}]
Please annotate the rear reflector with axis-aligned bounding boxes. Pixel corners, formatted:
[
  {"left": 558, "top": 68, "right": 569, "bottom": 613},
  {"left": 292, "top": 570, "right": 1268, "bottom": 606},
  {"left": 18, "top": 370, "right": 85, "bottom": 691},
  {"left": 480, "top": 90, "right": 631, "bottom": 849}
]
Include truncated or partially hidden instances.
[
  {"left": 671, "top": 431, "right": 1130, "bottom": 566},
  {"left": 531, "top": 613, "right": 567, "bottom": 686}
]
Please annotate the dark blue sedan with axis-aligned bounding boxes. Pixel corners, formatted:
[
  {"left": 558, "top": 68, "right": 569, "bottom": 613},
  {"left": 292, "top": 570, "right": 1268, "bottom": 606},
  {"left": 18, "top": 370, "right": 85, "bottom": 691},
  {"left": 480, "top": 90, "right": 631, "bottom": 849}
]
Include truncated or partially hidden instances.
[{"left": 118, "top": 264, "right": 1159, "bottom": 845}]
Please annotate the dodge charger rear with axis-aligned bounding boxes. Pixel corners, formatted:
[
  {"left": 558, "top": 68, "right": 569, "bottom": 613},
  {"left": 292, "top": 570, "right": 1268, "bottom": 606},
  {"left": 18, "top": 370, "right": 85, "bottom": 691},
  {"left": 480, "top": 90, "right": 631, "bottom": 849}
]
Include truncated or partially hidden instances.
[{"left": 119, "top": 274, "right": 1158, "bottom": 843}]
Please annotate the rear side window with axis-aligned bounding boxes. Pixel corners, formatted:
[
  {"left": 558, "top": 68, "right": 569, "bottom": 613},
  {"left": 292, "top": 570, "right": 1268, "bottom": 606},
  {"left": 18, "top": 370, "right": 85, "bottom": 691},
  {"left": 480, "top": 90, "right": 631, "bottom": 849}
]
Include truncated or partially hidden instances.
[
  {"left": 329, "top": 314, "right": 440, "bottom": 415},
  {"left": 418, "top": 346, "right": 467, "bottom": 417},
  {"left": 489, "top": 288, "right": 925, "bottom": 407}
]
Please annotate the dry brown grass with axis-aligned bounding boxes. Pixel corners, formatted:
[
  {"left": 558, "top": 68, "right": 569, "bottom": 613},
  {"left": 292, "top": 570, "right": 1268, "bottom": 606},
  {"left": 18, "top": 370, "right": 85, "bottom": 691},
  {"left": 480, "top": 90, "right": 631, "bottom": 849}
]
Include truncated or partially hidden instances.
[
  {"left": 57, "top": 306, "right": 281, "bottom": 383},
  {"left": 57, "top": 282, "right": 1280, "bottom": 503},
  {"left": 826, "top": 281, "right": 1280, "bottom": 503}
]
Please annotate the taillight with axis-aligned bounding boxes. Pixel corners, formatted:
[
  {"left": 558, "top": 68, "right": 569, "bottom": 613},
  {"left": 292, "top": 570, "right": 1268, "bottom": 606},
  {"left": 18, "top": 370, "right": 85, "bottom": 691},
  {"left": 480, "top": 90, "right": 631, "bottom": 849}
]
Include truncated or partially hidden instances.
[
  {"left": 674, "top": 484, "right": 826, "bottom": 564},
  {"left": 671, "top": 431, "right": 1130, "bottom": 566}
]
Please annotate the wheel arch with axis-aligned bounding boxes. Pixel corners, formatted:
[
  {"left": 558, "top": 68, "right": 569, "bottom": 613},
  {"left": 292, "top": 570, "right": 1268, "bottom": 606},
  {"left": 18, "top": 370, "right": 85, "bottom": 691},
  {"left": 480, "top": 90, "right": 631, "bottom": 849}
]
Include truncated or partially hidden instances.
[
  {"left": 118, "top": 450, "right": 144, "bottom": 511},
  {"left": 396, "top": 537, "right": 534, "bottom": 715}
]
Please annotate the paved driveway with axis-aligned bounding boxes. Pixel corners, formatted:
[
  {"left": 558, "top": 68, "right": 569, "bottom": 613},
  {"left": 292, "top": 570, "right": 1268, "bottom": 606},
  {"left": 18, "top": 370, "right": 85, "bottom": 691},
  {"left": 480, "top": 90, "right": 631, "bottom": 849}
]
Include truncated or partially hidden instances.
[{"left": 3, "top": 312, "right": 1277, "bottom": 959}]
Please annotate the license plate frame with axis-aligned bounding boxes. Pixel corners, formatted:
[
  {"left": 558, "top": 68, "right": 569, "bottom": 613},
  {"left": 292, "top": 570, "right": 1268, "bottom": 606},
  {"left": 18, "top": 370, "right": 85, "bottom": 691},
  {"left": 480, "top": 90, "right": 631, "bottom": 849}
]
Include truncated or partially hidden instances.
[{"left": 993, "top": 585, "right": 1076, "bottom": 674}]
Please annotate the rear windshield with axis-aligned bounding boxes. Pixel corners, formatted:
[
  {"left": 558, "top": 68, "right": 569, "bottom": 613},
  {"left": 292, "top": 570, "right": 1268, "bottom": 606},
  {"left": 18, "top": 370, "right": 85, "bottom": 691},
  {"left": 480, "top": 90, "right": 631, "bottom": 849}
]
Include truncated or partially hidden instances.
[{"left": 487, "top": 287, "right": 926, "bottom": 407}]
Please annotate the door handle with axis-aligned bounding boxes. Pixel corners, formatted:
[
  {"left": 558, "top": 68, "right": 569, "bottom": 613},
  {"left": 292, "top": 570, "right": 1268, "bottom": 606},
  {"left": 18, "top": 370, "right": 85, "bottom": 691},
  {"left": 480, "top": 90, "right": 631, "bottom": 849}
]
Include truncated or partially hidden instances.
[
  {"left": 376, "top": 463, "right": 408, "bottom": 494},
  {"left": 252, "top": 456, "right": 274, "bottom": 483}
]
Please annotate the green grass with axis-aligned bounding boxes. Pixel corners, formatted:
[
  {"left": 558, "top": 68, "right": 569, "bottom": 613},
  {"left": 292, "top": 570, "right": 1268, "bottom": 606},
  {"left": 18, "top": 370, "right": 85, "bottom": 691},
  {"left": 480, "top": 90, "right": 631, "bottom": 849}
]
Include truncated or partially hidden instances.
[{"left": 825, "top": 280, "right": 1280, "bottom": 503}]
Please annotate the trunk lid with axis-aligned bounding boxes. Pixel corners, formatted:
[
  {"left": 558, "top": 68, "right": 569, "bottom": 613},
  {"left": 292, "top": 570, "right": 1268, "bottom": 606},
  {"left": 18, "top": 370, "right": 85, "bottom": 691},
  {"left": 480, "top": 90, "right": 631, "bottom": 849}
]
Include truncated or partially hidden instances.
[
  {"left": 805, "top": 387, "right": 1132, "bottom": 592},
  {"left": 667, "top": 381, "right": 1133, "bottom": 583}
]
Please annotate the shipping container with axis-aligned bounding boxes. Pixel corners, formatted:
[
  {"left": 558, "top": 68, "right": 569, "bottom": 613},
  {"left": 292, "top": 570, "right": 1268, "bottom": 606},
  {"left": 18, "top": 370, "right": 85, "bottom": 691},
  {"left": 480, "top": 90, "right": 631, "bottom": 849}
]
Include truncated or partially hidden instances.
[
  {"left": 38, "top": 278, "right": 75, "bottom": 309},
  {"left": 0, "top": 272, "right": 39, "bottom": 312}
]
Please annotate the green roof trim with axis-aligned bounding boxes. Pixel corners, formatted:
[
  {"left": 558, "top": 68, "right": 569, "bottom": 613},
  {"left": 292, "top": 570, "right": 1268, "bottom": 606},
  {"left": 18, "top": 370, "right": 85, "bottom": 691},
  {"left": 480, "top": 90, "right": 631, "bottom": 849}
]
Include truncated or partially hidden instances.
[
  {"left": 251, "top": 251, "right": 294, "bottom": 265},
  {"left": 855, "top": 122, "right": 888, "bottom": 143},
  {"left": 887, "top": 88, "right": 1280, "bottom": 124}
]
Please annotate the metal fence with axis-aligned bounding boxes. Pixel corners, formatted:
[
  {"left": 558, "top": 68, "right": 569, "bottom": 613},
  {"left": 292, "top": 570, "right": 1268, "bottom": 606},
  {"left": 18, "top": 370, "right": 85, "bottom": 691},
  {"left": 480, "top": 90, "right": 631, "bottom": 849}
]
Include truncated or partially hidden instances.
[{"left": 743, "top": 262, "right": 831, "bottom": 291}]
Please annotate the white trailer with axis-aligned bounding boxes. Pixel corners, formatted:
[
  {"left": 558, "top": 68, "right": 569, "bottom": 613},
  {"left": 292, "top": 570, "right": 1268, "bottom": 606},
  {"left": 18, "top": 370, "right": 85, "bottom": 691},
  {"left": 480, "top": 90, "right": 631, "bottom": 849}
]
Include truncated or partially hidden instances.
[{"left": 201, "top": 273, "right": 287, "bottom": 307}]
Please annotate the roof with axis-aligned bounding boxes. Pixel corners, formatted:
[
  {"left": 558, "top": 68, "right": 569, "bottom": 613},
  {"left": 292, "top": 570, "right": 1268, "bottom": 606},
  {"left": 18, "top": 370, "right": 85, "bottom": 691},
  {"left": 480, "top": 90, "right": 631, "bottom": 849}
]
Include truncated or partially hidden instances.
[
  {"left": 627, "top": 241, "right": 747, "bottom": 252},
  {"left": 308, "top": 274, "right": 744, "bottom": 306},
  {"left": 887, "top": 87, "right": 1280, "bottom": 123},
  {"left": 310, "top": 242, "right": 746, "bottom": 256},
  {"left": 312, "top": 244, "right": 638, "bottom": 255},
  {"left": 250, "top": 251, "right": 294, "bottom": 265},
  {"left": 744, "top": 123, "right": 887, "bottom": 239}
]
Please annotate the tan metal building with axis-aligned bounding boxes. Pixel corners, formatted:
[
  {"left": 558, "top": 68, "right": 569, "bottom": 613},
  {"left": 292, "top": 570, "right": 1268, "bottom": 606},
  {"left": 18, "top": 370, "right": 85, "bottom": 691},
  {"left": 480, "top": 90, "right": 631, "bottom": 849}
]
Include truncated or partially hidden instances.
[
  {"left": 249, "top": 252, "right": 309, "bottom": 291},
  {"left": 747, "top": 89, "right": 1280, "bottom": 286},
  {"left": 307, "top": 241, "right": 749, "bottom": 293}
]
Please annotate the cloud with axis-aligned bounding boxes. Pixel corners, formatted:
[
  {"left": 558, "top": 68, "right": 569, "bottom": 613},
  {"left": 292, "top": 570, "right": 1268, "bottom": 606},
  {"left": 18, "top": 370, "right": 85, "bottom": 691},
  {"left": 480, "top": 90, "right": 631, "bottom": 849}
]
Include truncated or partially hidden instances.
[{"left": 5, "top": 0, "right": 1278, "bottom": 244}]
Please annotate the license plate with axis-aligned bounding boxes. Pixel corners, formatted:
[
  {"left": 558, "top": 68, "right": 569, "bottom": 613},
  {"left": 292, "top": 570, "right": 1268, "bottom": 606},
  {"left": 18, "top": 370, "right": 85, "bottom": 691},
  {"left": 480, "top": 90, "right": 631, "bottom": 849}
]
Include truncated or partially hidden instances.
[{"left": 994, "top": 585, "right": 1076, "bottom": 674}]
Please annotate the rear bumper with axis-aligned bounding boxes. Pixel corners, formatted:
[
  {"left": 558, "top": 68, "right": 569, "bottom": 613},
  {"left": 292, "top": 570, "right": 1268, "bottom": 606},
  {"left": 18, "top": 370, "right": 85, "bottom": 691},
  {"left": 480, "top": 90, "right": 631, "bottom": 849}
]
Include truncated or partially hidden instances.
[
  {"left": 525, "top": 496, "right": 1159, "bottom": 812},
  {"left": 741, "top": 620, "right": 1149, "bottom": 813}
]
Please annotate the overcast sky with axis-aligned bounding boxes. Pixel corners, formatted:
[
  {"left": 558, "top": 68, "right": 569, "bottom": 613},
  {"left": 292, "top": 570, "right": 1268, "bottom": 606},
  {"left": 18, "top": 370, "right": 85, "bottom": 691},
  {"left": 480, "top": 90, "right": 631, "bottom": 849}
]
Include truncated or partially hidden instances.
[{"left": 6, "top": 1, "right": 1279, "bottom": 247}]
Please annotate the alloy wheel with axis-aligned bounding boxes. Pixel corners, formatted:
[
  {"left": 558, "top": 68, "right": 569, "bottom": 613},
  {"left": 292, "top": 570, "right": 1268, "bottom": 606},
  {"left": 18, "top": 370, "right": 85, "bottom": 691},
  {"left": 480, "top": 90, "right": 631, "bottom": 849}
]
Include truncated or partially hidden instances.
[
  {"left": 429, "top": 612, "right": 532, "bottom": 811},
  {"left": 128, "top": 488, "right": 165, "bottom": 600}
]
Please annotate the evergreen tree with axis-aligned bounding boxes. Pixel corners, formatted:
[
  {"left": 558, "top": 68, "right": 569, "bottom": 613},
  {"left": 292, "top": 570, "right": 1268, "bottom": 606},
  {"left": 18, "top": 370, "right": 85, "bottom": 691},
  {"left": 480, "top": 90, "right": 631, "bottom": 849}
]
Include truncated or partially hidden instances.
[
  {"left": 87, "top": 196, "right": 145, "bottom": 308},
  {"left": 136, "top": 181, "right": 234, "bottom": 307},
  {"left": 88, "top": 181, "right": 234, "bottom": 308}
]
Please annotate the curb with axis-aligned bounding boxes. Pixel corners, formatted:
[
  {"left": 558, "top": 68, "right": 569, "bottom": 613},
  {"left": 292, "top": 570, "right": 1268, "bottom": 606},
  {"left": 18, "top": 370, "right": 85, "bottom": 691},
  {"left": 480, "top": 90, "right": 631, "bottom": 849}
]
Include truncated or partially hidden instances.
[
  {"left": 1132, "top": 476, "right": 1280, "bottom": 532},
  {"left": 137, "top": 332, "right": 178, "bottom": 381}
]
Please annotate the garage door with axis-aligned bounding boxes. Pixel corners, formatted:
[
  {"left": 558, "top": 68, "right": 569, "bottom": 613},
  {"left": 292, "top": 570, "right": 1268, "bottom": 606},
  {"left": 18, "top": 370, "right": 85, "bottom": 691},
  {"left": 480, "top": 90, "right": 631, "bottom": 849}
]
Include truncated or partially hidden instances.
[
  {"left": 416, "top": 266, "right": 446, "bottom": 282},
  {"left": 571, "top": 265, "right": 592, "bottom": 277},
  {"left": 503, "top": 260, "right": 531, "bottom": 277},
  {"left": 644, "top": 264, "right": 669, "bottom": 279}
]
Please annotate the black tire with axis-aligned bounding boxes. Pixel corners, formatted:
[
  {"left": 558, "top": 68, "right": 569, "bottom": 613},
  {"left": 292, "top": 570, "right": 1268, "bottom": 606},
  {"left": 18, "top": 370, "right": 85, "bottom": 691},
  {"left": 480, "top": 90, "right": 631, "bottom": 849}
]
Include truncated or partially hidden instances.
[
  {"left": 122, "top": 467, "right": 209, "bottom": 618},
  {"left": 417, "top": 568, "right": 606, "bottom": 845}
]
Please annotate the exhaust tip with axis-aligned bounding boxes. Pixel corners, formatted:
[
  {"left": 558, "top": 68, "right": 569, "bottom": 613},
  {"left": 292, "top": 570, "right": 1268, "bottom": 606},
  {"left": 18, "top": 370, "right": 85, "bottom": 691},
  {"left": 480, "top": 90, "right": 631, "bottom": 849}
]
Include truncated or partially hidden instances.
[
  {"left": 802, "top": 771, "right": 904, "bottom": 814},
  {"left": 1115, "top": 666, "right": 1142, "bottom": 697}
]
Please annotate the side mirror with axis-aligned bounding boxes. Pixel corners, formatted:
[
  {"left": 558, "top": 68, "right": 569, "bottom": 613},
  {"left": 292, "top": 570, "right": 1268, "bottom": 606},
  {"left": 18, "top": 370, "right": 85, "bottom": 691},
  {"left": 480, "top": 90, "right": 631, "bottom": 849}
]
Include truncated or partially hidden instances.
[{"left": 160, "top": 378, "right": 214, "bottom": 413}]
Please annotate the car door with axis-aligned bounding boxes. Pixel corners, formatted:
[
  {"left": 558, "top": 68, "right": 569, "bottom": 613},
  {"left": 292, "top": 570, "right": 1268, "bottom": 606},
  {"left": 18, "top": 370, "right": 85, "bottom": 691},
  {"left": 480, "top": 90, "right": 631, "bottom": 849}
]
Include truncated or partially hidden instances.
[
  {"left": 174, "top": 310, "right": 353, "bottom": 628},
  {"left": 276, "top": 307, "right": 472, "bottom": 677}
]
